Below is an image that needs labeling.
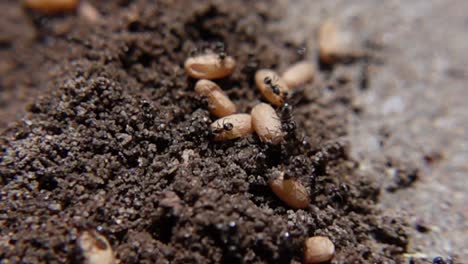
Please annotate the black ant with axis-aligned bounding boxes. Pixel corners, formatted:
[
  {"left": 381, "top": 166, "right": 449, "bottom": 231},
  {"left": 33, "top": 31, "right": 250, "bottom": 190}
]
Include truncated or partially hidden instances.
[
  {"left": 211, "top": 119, "right": 233, "bottom": 135},
  {"left": 330, "top": 183, "right": 349, "bottom": 204},
  {"left": 431, "top": 256, "right": 456, "bottom": 264},
  {"left": 263, "top": 76, "right": 283, "bottom": 96},
  {"left": 218, "top": 51, "right": 227, "bottom": 60},
  {"left": 245, "top": 53, "right": 258, "bottom": 73},
  {"left": 264, "top": 76, "right": 280, "bottom": 95},
  {"left": 189, "top": 47, "right": 200, "bottom": 57},
  {"left": 278, "top": 89, "right": 304, "bottom": 139},
  {"left": 279, "top": 102, "right": 296, "bottom": 136},
  {"left": 432, "top": 257, "right": 447, "bottom": 264},
  {"left": 411, "top": 256, "right": 458, "bottom": 264},
  {"left": 309, "top": 140, "right": 347, "bottom": 175},
  {"left": 214, "top": 41, "right": 227, "bottom": 61}
]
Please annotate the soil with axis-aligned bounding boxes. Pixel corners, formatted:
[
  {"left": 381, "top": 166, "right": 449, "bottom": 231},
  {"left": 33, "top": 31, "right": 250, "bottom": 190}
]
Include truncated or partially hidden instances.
[
  {"left": 281, "top": 1, "right": 467, "bottom": 262},
  {"left": 0, "top": 0, "right": 410, "bottom": 263}
]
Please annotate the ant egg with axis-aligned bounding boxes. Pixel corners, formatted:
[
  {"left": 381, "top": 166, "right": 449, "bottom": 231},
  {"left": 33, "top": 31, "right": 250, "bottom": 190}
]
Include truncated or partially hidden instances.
[
  {"left": 195, "top": 79, "right": 237, "bottom": 118},
  {"left": 282, "top": 61, "right": 315, "bottom": 88},
  {"left": 269, "top": 172, "right": 310, "bottom": 209},
  {"left": 304, "top": 236, "right": 335, "bottom": 264},
  {"left": 210, "top": 114, "right": 253, "bottom": 141},
  {"left": 185, "top": 53, "right": 236, "bottom": 79},
  {"left": 255, "top": 69, "right": 290, "bottom": 107},
  {"left": 251, "top": 103, "right": 283, "bottom": 144},
  {"left": 78, "top": 231, "right": 115, "bottom": 264},
  {"left": 23, "top": 0, "right": 79, "bottom": 14}
]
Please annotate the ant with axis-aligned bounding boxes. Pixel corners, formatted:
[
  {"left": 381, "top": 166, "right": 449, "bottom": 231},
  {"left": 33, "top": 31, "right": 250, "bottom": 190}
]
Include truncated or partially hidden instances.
[
  {"left": 410, "top": 256, "right": 458, "bottom": 264},
  {"left": 218, "top": 51, "right": 227, "bottom": 60},
  {"left": 277, "top": 89, "right": 304, "bottom": 139},
  {"left": 211, "top": 119, "right": 233, "bottom": 135},
  {"left": 431, "top": 256, "right": 456, "bottom": 264},
  {"left": 214, "top": 41, "right": 227, "bottom": 61},
  {"left": 245, "top": 53, "right": 258, "bottom": 73},
  {"left": 330, "top": 183, "right": 349, "bottom": 204},
  {"left": 309, "top": 140, "right": 347, "bottom": 175},
  {"left": 189, "top": 47, "right": 200, "bottom": 57},
  {"left": 263, "top": 76, "right": 283, "bottom": 96},
  {"left": 279, "top": 102, "right": 296, "bottom": 136}
]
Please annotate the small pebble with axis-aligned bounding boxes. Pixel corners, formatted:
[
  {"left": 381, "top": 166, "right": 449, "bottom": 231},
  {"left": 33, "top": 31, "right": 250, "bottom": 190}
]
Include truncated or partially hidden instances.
[
  {"left": 282, "top": 61, "right": 315, "bottom": 88},
  {"left": 210, "top": 114, "right": 253, "bottom": 141},
  {"left": 23, "top": 0, "right": 79, "bottom": 14},
  {"left": 185, "top": 53, "right": 236, "bottom": 79},
  {"left": 304, "top": 236, "right": 335, "bottom": 264},
  {"left": 251, "top": 103, "right": 283, "bottom": 144},
  {"left": 269, "top": 172, "right": 310, "bottom": 209},
  {"left": 47, "top": 202, "right": 62, "bottom": 212},
  {"left": 255, "top": 69, "right": 290, "bottom": 106},
  {"left": 78, "top": 231, "right": 115, "bottom": 264},
  {"left": 195, "top": 79, "right": 236, "bottom": 117}
]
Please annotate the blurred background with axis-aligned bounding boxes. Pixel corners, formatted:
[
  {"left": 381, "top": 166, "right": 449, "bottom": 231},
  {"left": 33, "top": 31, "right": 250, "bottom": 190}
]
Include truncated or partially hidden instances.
[{"left": 279, "top": 0, "right": 467, "bottom": 260}]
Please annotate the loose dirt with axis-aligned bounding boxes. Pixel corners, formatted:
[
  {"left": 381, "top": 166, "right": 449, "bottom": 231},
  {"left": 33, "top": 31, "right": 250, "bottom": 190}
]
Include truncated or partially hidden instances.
[{"left": 0, "top": 0, "right": 409, "bottom": 263}]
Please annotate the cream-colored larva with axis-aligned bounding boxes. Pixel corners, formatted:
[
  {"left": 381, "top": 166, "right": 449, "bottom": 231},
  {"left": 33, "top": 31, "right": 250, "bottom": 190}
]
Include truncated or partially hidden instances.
[
  {"left": 78, "top": 231, "right": 115, "bottom": 264},
  {"left": 210, "top": 114, "right": 253, "bottom": 141},
  {"left": 269, "top": 172, "right": 310, "bottom": 209},
  {"left": 255, "top": 69, "right": 290, "bottom": 107},
  {"left": 282, "top": 61, "right": 315, "bottom": 88},
  {"left": 318, "top": 19, "right": 354, "bottom": 64},
  {"left": 251, "top": 103, "right": 283, "bottom": 144},
  {"left": 304, "top": 236, "right": 335, "bottom": 264},
  {"left": 185, "top": 54, "right": 236, "bottom": 79},
  {"left": 195, "top": 79, "right": 237, "bottom": 118}
]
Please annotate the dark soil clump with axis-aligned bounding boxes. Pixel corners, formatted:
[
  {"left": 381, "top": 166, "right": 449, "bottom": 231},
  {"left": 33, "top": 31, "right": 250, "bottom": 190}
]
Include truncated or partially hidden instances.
[{"left": 0, "top": 0, "right": 408, "bottom": 263}]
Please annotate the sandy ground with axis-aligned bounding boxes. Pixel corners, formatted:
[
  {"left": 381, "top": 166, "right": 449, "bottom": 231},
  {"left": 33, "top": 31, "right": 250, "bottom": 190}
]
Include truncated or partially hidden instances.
[{"left": 283, "top": 0, "right": 468, "bottom": 261}]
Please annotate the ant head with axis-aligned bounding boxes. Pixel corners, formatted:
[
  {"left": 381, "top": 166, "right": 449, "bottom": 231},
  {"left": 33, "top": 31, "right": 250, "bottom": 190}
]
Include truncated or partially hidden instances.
[
  {"left": 282, "top": 102, "right": 293, "bottom": 111},
  {"left": 189, "top": 47, "right": 199, "bottom": 56},
  {"left": 432, "top": 257, "right": 446, "bottom": 264},
  {"left": 218, "top": 52, "right": 227, "bottom": 60},
  {"left": 140, "top": 100, "right": 151, "bottom": 109},
  {"left": 272, "top": 86, "right": 280, "bottom": 95},
  {"left": 223, "top": 122, "right": 233, "bottom": 131},
  {"left": 301, "top": 139, "right": 310, "bottom": 149},
  {"left": 340, "top": 183, "right": 349, "bottom": 190}
]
